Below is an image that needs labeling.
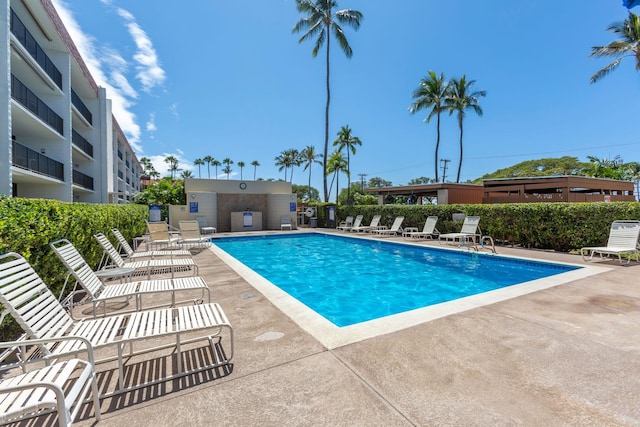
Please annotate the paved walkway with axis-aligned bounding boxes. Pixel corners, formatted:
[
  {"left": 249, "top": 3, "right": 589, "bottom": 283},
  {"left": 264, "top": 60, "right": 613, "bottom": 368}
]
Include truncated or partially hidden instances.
[{"left": 71, "top": 231, "right": 640, "bottom": 426}]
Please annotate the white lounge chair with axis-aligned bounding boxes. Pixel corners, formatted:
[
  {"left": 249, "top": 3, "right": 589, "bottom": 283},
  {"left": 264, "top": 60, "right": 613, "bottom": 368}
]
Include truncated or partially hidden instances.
[
  {"left": 350, "top": 215, "right": 382, "bottom": 233},
  {"left": 341, "top": 215, "right": 363, "bottom": 232},
  {"left": 439, "top": 216, "right": 481, "bottom": 246},
  {"left": 336, "top": 216, "right": 354, "bottom": 231},
  {"left": 111, "top": 228, "right": 191, "bottom": 260},
  {"left": 372, "top": 216, "right": 404, "bottom": 237},
  {"left": 0, "top": 252, "right": 233, "bottom": 397},
  {"left": 146, "top": 221, "right": 182, "bottom": 251},
  {"left": 0, "top": 337, "right": 101, "bottom": 426},
  {"left": 94, "top": 232, "right": 199, "bottom": 279},
  {"left": 581, "top": 220, "right": 640, "bottom": 264},
  {"left": 196, "top": 216, "right": 217, "bottom": 234},
  {"left": 178, "top": 220, "right": 213, "bottom": 247},
  {"left": 403, "top": 216, "right": 440, "bottom": 239},
  {"left": 280, "top": 215, "right": 293, "bottom": 231},
  {"left": 50, "top": 239, "right": 210, "bottom": 318}
]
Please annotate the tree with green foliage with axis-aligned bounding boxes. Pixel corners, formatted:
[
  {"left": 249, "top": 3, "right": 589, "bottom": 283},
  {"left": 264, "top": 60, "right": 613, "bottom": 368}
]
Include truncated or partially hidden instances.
[
  {"left": 164, "top": 155, "right": 179, "bottom": 179},
  {"left": 212, "top": 159, "right": 221, "bottom": 179},
  {"left": 473, "top": 157, "right": 590, "bottom": 183},
  {"left": 301, "top": 145, "right": 323, "bottom": 195},
  {"left": 222, "top": 158, "right": 233, "bottom": 180},
  {"left": 193, "top": 158, "right": 205, "bottom": 178},
  {"left": 445, "top": 75, "right": 486, "bottom": 183},
  {"left": 292, "top": 184, "right": 321, "bottom": 201},
  {"left": 237, "top": 161, "right": 246, "bottom": 180},
  {"left": 368, "top": 176, "right": 392, "bottom": 188},
  {"left": 293, "top": 0, "right": 363, "bottom": 202},
  {"left": 409, "top": 71, "right": 449, "bottom": 183},
  {"left": 408, "top": 176, "right": 437, "bottom": 185},
  {"left": 135, "top": 177, "right": 185, "bottom": 206},
  {"left": 180, "top": 170, "right": 193, "bottom": 179},
  {"left": 251, "top": 160, "right": 260, "bottom": 180},
  {"left": 589, "top": 11, "right": 640, "bottom": 84},
  {"left": 333, "top": 125, "right": 361, "bottom": 203},
  {"left": 327, "top": 150, "right": 348, "bottom": 203},
  {"left": 203, "top": 155, "right": 214, "bottom": 179}
]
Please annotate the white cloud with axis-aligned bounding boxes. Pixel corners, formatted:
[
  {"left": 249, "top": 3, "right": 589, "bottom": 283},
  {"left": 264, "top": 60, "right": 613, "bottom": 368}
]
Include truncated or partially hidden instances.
[
  {"left": 170, "top": 103, "right": 179, "bottom": 120},
  {"left": 116, "top": 7, "right": 166, "bottom": 93},
  {"left": 148, "top": 153, "right": 193, "bottom": 178},
  {"left": 146, "top": 113, "right": 156, "bottom": 132}
]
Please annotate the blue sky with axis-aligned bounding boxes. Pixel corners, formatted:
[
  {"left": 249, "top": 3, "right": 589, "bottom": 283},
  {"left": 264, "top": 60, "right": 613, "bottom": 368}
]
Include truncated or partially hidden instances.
[{"left": 52, "top": 0, "right": 639, "bottom": 192}]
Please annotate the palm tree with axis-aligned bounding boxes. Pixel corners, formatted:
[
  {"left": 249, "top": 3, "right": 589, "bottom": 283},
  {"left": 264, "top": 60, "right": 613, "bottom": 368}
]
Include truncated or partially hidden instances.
[
  {"left": 332, "top": 125, "right": 361, "bottom": 203},
  {"left": 293, "top": 0, "right": 363, "bottom": 202},
  {"left": 301, "top": 145, "right": 323, "bottom": 199},
  {"left": 286, "top": 149, "right": 301, "bottom": 183},
  {"left": 275, "top": 150, "right": 294, "bottom": 181},
  {"left": 212, "top": 159, "right": 221, "bottom": 178},
  {"left": 326, "top": 150, "right": 348, "bottom": 203},
  {"left": 251, "top": 160, "right": 260, "bottom": 180},
  {"left": 589, "top": 12, "right": 640, "bottom": 84},
  {"left": 445, "top": 75, "right": 486, "bottom": 183},
  {"left": 222, "top": 158, "right": 233, "bottom": 179},
  {"left": 164, "top": 155, "right": 179, "bottom": 179},
  {"left": 203, "top": 155, "right": 214, "bottom": 178},
  {"left": 180, "top": 170, "right": 193, "bottom": 179},
  {"left": 409, "top": 71, "right": 449, "bottom": 183},
  {"left": 237, "top": 161, "right": 246, "bottom": 180},
  {"left": 193, "top": 158, "right": 205, "bottom": 178}
]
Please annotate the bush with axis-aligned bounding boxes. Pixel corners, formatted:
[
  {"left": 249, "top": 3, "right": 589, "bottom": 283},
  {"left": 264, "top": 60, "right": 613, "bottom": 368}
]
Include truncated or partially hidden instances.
[{"left": 0, "top": 197, "right": 148, "bottom": 340}]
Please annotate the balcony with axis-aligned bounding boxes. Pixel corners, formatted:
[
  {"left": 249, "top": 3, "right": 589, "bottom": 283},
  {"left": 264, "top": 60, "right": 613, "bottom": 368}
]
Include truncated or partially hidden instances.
[
  {"left": 11, "top": 75, "right": 64, "bottom": 135},
  {"left": 12, "top": 140, "right": 64, "bottom": 181},
  {"left": 73, "top": 169, "right": 94, "bottom": 190},
  {"left": 71, "top": 89, "right": 93, "bottom": 125},
  {"left": 10, "top": 9, "right": 62, "bottom": 90},
  {"left": 72, "top": 129, "right": 94, "bottom": 158}
]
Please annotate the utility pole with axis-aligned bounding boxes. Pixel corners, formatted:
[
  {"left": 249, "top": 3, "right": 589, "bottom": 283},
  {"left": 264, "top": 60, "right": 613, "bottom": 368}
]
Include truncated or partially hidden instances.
[
  {"left": 440, "top": 159, "right": 450, "bottom": 183},
  {"left": 358, "top": 173, "right": 367, "bottom": 191}
]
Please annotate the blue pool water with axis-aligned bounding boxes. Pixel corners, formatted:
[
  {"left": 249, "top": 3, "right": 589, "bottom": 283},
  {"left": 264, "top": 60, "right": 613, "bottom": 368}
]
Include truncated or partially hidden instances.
[{"left": 213, "top": 233, "right": 579, "bottom": 327}]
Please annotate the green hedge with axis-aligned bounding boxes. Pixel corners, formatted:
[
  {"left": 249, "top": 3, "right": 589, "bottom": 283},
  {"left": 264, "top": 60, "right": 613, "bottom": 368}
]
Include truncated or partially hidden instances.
[
  {"left": 336, "top": 202, "right": 640, "bottom": 251},
  {"left": 0, "top": 197, "right": 148, "bottom": 340}
]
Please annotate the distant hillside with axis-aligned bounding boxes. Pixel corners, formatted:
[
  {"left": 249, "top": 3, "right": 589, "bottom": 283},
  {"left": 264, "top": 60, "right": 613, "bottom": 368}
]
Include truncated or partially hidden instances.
[{"left": 471, "top": 156, "right": 589, "bottom": 184}]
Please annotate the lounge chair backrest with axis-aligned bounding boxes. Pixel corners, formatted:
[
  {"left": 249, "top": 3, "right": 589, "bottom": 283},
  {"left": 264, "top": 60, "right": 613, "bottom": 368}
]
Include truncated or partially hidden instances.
[
  {"left": 111, "top": 228, "right": 135, "bottom": 257},
  {"left": 147, "top": 221, "right": 171, "bottom": 242},
  {"left": 423, "top": 216, "right": 438, "bottom": 234},
  {"left": 50, "top": 239, "right": 105, "bottom": 300},
  {"left": 369, "top": 215, "right": 381, "bottom": 228},
  {"left": 351, "top": 215, "right": 363, "bottom": 228},
  {"left": 280, "top": 215, "right": 291, "bottom": 224},
  {"left": 179, "top": 220, "right": 202, "bottom": 240},
  {"left": 0, "top": 253, "right": 75, "bottom": 346},
  {"left": 460, "top": 216, "right": 480, "bottom": 234},
  {"left": 607, "top": 220, "right": 640, "bottom": 247},
  {"left": 94, "top": 233, "right": 126, "bottom": 268},
  {"left": 389, "top": 216, "right": 404, "bottom": 231},
  {"left": 343, "top": 216, "right": 353, "bottom": 226},
  {"left": 196, "top": 216, "right": 209, "bottom": 229}
]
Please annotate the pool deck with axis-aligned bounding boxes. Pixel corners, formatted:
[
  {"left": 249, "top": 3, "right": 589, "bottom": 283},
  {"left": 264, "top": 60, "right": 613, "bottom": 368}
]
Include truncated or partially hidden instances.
[{"left": 70, "top": 229, "right": 640, "bottom": 426}]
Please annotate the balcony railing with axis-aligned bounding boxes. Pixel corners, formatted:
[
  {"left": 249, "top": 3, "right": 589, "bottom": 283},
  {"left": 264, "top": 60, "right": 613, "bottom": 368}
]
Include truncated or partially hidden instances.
[
  {"left": 117, "top": 150, "right": 123, "bottom": 160},
  {"left": 71, "top": 89, "right": 92, "bottom": 125},
  {"left": 72, "top": 129, "right": 94, "bottom": 158},
  {"left": 11, "top": 75, "right": 64, "bottom": 135},
  {"left": 10, "top": 9, "right": 63, "bottom": 90},
  {"left": 73, "top": 169, "right": 94, "bottom": 190},
  {"left": 12, "top": 140, "right": 64, "bottom": 181}
]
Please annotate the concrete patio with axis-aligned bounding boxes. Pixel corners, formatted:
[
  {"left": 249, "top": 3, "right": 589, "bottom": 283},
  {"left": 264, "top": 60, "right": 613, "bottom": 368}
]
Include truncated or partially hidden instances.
[{"left": 61, "top": 230, "right": 640, "bottom": 426}]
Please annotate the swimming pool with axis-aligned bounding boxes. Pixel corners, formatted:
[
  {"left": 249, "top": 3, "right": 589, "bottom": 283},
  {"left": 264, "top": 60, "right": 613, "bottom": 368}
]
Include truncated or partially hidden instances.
[{"left": 212, "top": 233, "right": 580, "bottom": 325}]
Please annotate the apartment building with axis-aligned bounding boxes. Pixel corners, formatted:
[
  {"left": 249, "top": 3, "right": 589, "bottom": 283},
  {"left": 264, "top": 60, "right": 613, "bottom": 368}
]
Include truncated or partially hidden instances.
[{"left": 0, "top": 0, "right": 142, "bottom": 203}]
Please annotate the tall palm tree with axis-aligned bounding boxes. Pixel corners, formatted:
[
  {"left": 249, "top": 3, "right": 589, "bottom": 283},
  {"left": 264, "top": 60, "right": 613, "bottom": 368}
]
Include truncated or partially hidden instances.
[
  {"left": 164, "top": 155, "right": 179, "bottom": 179},
  {"left": 286, "top": 149, "right": 301, "bottom": 183},
  {"left": 203, "top": 155, "right": 214, "bottom": 178},
  {"left": 212, "top": 159, "right": 221, "bottom": 179},
  {"left": 251, "top": 160, "right": 260, "bottom": 180},
  {"left": 326, "top": 150, "right": 348, "bottom": 203},
  {"left": 275, "top": 149, "right": 296, "bottom": 181},
  {"left": 293, "top": 0, "right": 363, "bottom": 202},
  {"left": 301, "top": 145, "right": 323, "bottom": 199},
  {"left": 409, "top": 71, "right": 449, "bottom": 183},
  {"left": 589, "top": 11, "right": 640, "bottom": 84},
  {"left": 222, "top": 158, "right": 233, "bottom": 179},
  {"left": 180, "top": 170, "right": 193, "bottom": 179},
  {"left": 332, "top": 125, "right": 361, "bottom": 203},
  {"left": 193, "top": 158, "right": 205, "bottom": 178},
  {"left": 445, "top": 75, "right": 486, "bottom": 183},
  {"left": 237, "top": 161, "right": 246, "bottom": 180}
]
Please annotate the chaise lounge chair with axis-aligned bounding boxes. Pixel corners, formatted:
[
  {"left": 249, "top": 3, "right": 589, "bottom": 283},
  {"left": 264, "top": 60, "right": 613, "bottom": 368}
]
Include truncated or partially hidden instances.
[
  {"left": 146, "top": 221, "right": 183, "bottom": 251},
  {"left": 340, "top": 215, "right": 363, "bottom": 232},
  {"left": 280, "top": 215, "right": 293, "bottom": 231},
  {"left": 581, "top": 220, "right": 640, "bottom": 264},
  {"left": 403, "top": 216, "right": 440, "bottom": 239},
  {"left": 439, "top": 216, "right": 481, "bottom": 246},
  {"left": 196, "top": 216, "right": 217, "bottom": 234},
  {"left": 0, "top": 252, "right": 233, "bottom": 397},
  {"left": 350, "top": 215, "right": 382, "bottom": 233},
  {"left": 50, "top": 239, "right": 210, "bottom": 318},
  {"left": 371, "top": 216, "right": 404, "bottom": 237},
  {"left": 94, "top": 233, "right": 199, "bottom": 279},
  {"left": 0, "top": 337, "right": 101, "bottom": 426},
  {"left": 336, "top": 216, "right": 354, "bottom": 231},
  {"left": 178, "top": 220, "right": 213, "bottom": 247},
  {"left": 111, "top": 228, "right": 192, "bottom": 260}
]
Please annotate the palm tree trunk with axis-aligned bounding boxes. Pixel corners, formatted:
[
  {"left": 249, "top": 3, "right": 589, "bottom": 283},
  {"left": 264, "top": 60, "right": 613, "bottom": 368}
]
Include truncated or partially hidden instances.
[
  {"left": 435, "top": 112, "right": 441, "bottom": 182},
  {"left": 456, "top": 115, "right": 464, "bottom": 183},
  {"left": 308, "top": 168, "right": 312, "bottom": 200},
  {"left": 346, "top": 150, "right": 351, "bottom": 203},
  {"left": 323, "top": 32, "right": 331, "bottom": 202},
  {"left": 336, "top": 173, "right": 339, "bottom": 204},
  {"left": 253, "top": 167, "right": 256, "bottom": 181}
]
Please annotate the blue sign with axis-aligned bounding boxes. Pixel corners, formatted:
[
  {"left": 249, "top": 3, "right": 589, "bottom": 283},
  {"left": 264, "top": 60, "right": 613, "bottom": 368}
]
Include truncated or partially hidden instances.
[
  {"left": 290, "top": 202, "right": 296, "bottom": 212},
  {"left": 149, "top": 205, "right": 161, "bottom": 222},
  {"left": 189, "top": 201, "right": 198, "bottom": 213}
]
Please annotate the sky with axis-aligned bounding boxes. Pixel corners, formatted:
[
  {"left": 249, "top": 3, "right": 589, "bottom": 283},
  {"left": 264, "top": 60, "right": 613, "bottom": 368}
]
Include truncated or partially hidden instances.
[{"left": 51, "top": 0, "right": 640, "bottom": 194}]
